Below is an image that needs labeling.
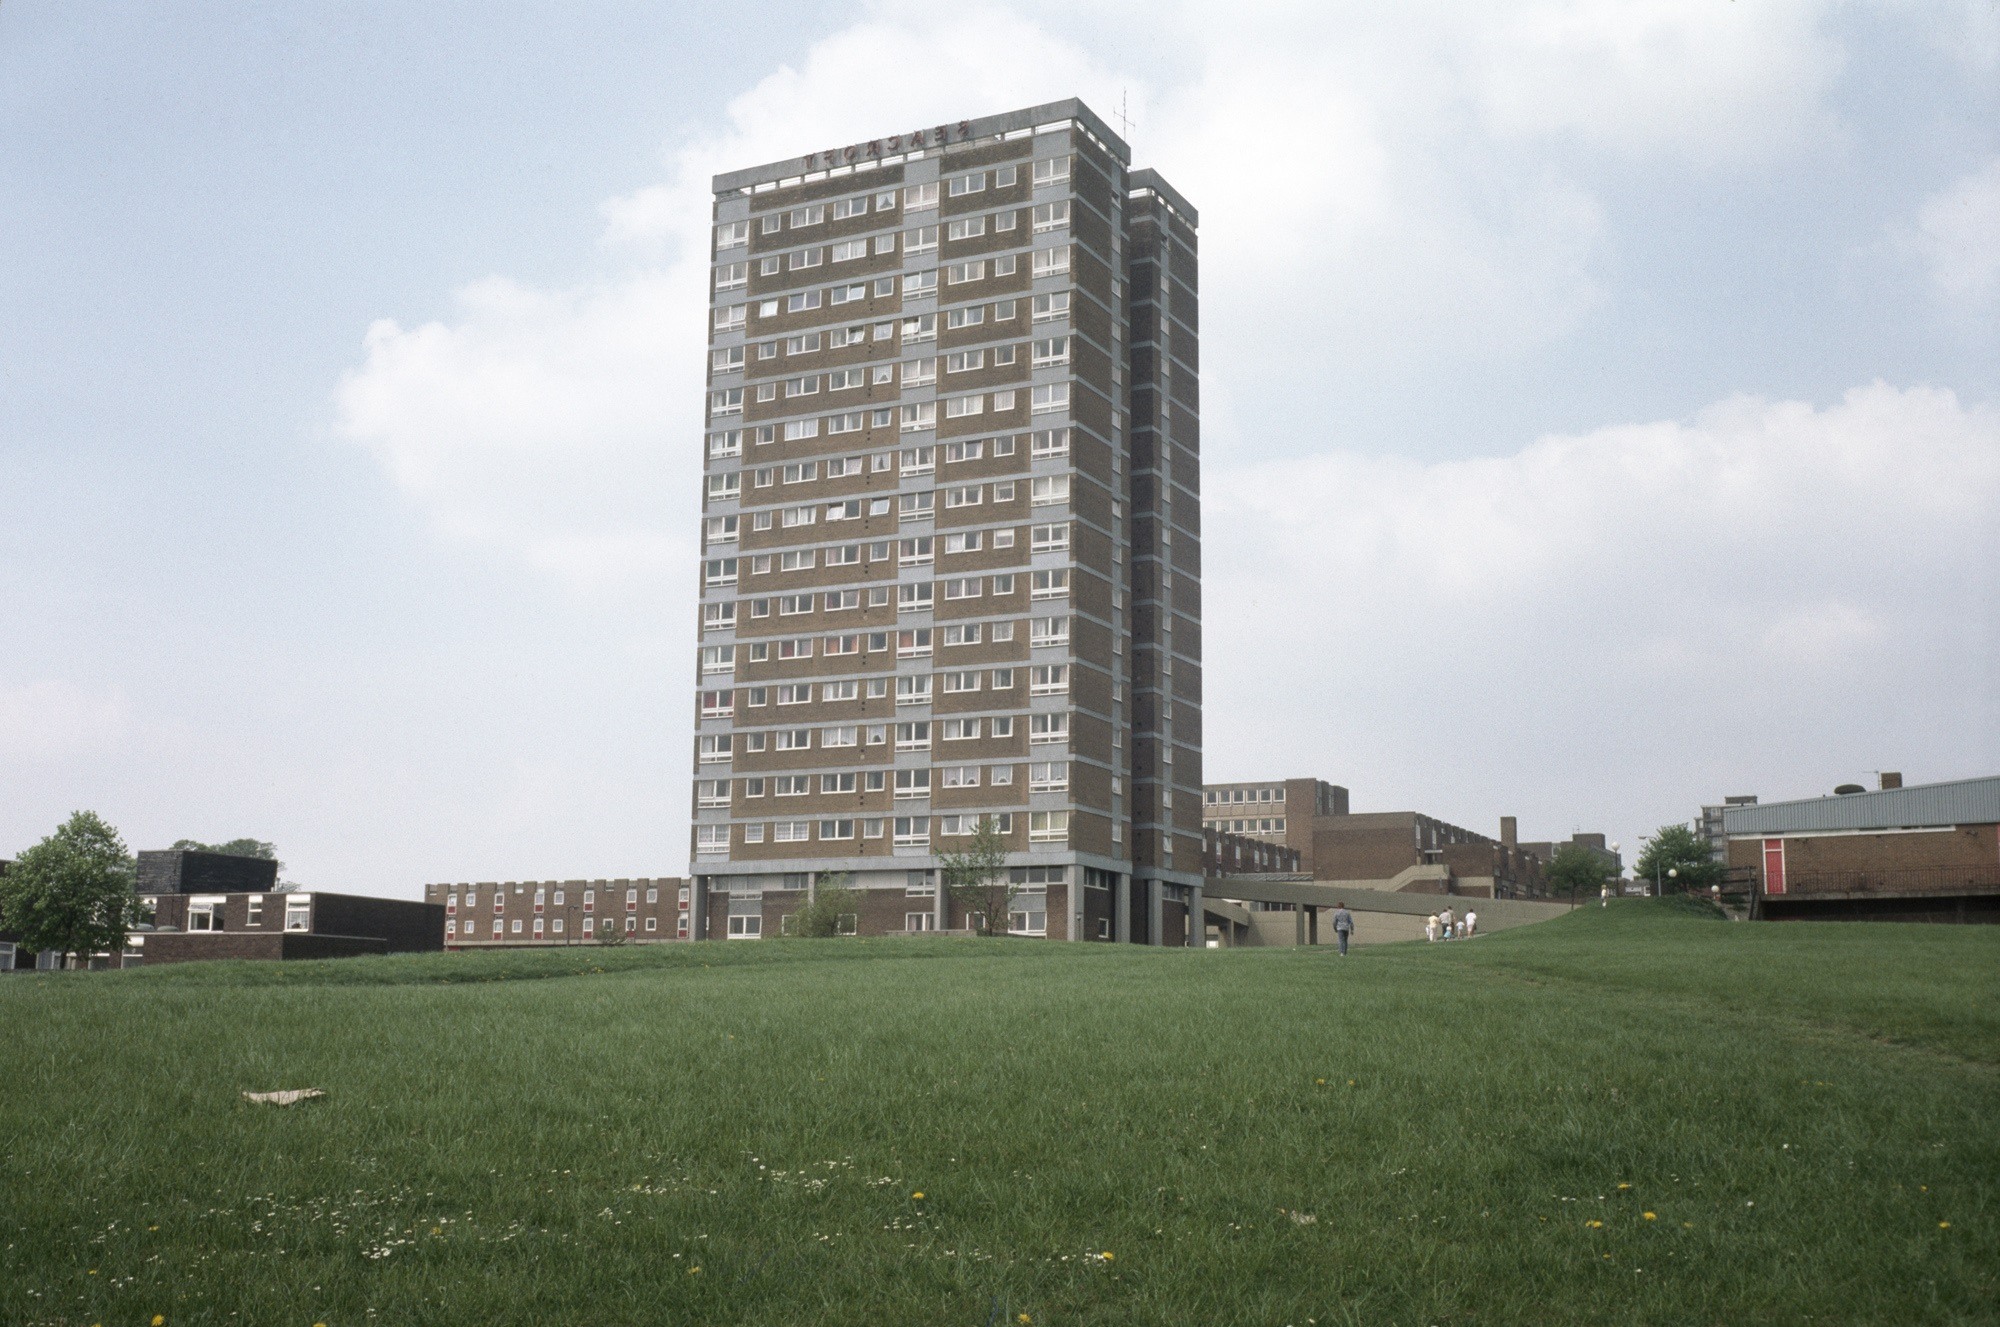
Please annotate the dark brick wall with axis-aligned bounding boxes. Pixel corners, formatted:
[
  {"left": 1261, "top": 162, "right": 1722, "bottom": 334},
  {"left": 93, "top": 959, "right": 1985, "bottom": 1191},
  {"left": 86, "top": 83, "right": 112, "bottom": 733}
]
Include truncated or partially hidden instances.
[
  {"left": 136, "top": 850, "right": 278, "bottom": 895},
  {"left": 144, "top": 932, "right": 390, "bottom": 964},
  {"left": 311, "top": 895, "right": 445, "bottom": 952},
  {"left": 1729, "top": 824, "right": 2000, "bottom": 896}
]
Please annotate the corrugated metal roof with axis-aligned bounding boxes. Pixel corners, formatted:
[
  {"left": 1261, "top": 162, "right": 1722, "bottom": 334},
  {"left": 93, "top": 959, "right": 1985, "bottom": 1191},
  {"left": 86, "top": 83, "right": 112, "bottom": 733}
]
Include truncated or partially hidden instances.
[{"left": 1723, "top": 776, "right": 2000, "bottom": 835}]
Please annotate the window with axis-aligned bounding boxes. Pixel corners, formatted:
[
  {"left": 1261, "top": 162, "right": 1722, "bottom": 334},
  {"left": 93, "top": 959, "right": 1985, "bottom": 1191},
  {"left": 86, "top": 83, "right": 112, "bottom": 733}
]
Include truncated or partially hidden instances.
[
  {"left": 832, "top": 195, "right": 869, "bottom": 220},
  {"left": 944, "top": 441, "right": 983, "bottom": 465},
  {"left": 824, "top": 633, "right": 861, "bottom": 656},
  {"left": 790, "top": 204, "right": 826, "bottom": 227},
  {"left": 827, "top": 368, "right": 864, "bottom": 391},
  {"left": 1030, "top": 761, "right": 1068, "bottom": 791},
  {"left": 943, "top": 577, "right": 981, "bottom": 600},
  {"left": 1032, "top": 336, "right": 1070, "bottom": 366},
  {"left": 743, "top": 823, "right": 765, "bottom": 843},
  {"left": 696, "top": 825, "right": 729, "bottom": 853},
  {"left": 894, "top": 768, "right": 932, "bottom": 799},
  {"left": 830, "top": 239, "right": 867, "bottom": 262},
  {"left": 902, "top": 357, "right": 937, "bottom": 388},
  {"left": 945, "top": 305, "right": 986, "bottom": 330},
  {"left": 1031, "top": 615, "right": 1070, "bottom": 646},
  {"left": 716, "top": 220, "right": 748, "bottom": 249},
  {"left": 902, "top": 313, "right": 937, "bottom": 343},
  {"left": 991, "top": 667, "right": 1014, "bottom": 689},
  {"left": 781, "top": 462, "right": 818, "bottom": 484},
  {"left": 947, "top": 217, "right": 986, "bottom": 240},
  {"left": 1031, "top": 383, "right": 1070, "bottom": 414},
  {"left": 828, "top": 544, "right": 862, "bottom": 567},
  {"left": 947, "top": 260, "right": 985, "bottom": 285},
  {"left": 996, "top": 210, "right": 1019, "bottom": 231},
  {"left": 900, "top": 403, "right": 937, "bottom": 434},
  {"left": 715, "top": 261, "right": 747, "bottom": 291},
  {"left": 188, "top": 896, "right": 227, "bottom": 932},
  {"left": 940, "top": 813, "right": 1011, "bottom": 836},
  {"left": 1030, "top": 810, "right": 1070, "bottom": 842},
  {"left": 1033, "top": 155, "right": 1071, "bottom": 184},
  {"left": 728, "top": 914, "right": 762, "bottom": 938},
  {"left": 818, "top": 819, "right": 855, "bottom": 841},
  {"left": 699, "top": 779, "right": 731, "bottom": 808},
  {"left": 947, "top": 172, "right": 986, "bottom": 197},
  {"left": 940, "top": 765, "right": 981, "bottom": 788},
  {"left": 900, "top": 534, "right": 934, "bottom": 564},
  {"left": 821, "top": 771, "right": 856, "bottom": 793},
  {"left": 898, "top": 628, "right": 932, "bottom": 656},
  {"left": 942, "top": 718, "right": 981, "bottom": 741},
  {"left": 1030, "top": 713, "right": 1070, "bottom": 745},
  {"left": 1032, "top": 292, "right": 1070, "bottom": 322},
  {"left": 943, "top": 484, "right": 982, "bottom": 507},
  {"left": 946, "top": 349, "right": 985, "bottom": 373},
  {"left": 895, "top": 674, "right": 933, "bottom": 705},
  {"left": 830, "top": 284, "right": 866, "bottom": 306},
  {"left": 991, "top": 621, "right": 1016, "bottom": 642},
  {"left": 1031, "top": 201, "right": 1069, "bottom": 232},
  {"left": 823, "top": 589, "right": 859, "bottom": 611},
  {"left": 894, "top": 816, "right": 931, "bottom": 845},
  {"left": 1031, "top": 476, "right": 1070, "bottom": 506},
  {"left": 709, "top": 387, "right": 743, "bottom": 416},
  {"left": 714, "top": 304, "right": 745, "bottom": 331},
  {"left": 904, "top": 271, "right": 937, "bottom": 297},
  {"left": 700, "top": 689, "right": 735, "bottom": 718},
  {"left": 906, "top": 912, "right": 936, "bottom": 931},
  {"left": 701, "top": 645, "right": 736, "bottom": 675},
  {"left": 898, "top": 582, "right": 934, "bottom": 612},
  {"left": 1031, "top": 523, "right": 1070, "bottom": 553},
  {"left": 774, "top": 820, "right": 811, "bottom": 842},
  {"left": 708, "top": 432, "right": 743, "bottom": 461},
  {"left": 895, "top": 721, "right": 931, "bottom": 750},
  {"left": 941, "top": 623, "right": 981, "bottom": 645},
  {"left": 1031, "top": 428, "right": 1069, "bottom": 458},
  {"left": 711, "top": 346, "right": 745, "bottom": 374},
  {"left": 1030, "top": 663, "right": 1069, "bottom": 693},
  {"left": 904, "top": 183, "right": 938, "bottom": 211}
]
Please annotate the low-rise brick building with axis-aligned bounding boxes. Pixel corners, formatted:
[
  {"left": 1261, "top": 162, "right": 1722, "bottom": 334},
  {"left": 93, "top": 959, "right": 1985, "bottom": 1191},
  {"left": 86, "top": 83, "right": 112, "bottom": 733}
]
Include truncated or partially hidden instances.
[
  {"left": 137, "top": 889, "right": 444, "bottom": 963},
  {"left": 1202, "top": 778, "right": 1545, "bottom": 898},
  {"left": 426, "top": 879, "right": 691, "bottom": 946},
  {"left": 1724, "top": 773, "right": 1999, "bottom": 922}
]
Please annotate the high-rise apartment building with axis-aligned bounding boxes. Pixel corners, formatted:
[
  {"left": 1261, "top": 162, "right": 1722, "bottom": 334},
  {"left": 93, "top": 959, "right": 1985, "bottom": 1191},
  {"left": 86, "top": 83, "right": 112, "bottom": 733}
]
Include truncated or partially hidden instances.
[{"left": 688, "top": 99, "right": 1202, "bottom": 943}]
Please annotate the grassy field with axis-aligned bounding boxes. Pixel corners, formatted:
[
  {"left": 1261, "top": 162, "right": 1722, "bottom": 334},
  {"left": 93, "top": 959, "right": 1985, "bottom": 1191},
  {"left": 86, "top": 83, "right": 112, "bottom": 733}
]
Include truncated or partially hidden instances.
[{"left": 2, "top": 901, "right": 1994, "bottom": 1326}]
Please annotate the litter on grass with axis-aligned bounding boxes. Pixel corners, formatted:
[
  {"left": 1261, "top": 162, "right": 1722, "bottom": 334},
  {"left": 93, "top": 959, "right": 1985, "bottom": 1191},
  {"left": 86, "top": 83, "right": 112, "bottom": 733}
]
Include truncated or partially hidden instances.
[{"left": 242, "top": 1089, "right": 325, "bottom": 1106}]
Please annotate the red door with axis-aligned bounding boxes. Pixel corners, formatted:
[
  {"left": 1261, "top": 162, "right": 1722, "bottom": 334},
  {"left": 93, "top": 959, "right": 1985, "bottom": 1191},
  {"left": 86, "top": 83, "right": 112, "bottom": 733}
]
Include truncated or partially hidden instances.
[{"left": 1762, "top": 839, "right": 1787, "bottom": 895}]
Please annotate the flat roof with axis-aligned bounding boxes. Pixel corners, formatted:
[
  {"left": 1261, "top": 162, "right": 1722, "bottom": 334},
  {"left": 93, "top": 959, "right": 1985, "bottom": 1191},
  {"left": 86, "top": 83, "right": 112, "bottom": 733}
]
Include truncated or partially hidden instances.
[
  {"left": 712, "top": 97, "right": 1129, "bottom": 195},
  {"left": 1723, "top": 775, "right": 2000, "bottom": 835}
]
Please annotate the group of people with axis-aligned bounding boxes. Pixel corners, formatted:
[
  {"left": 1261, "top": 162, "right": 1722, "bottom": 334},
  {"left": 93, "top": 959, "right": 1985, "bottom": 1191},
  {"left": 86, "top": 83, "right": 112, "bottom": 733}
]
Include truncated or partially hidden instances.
[{"left": 1424, "top": 906, "right": 1477, "bottom": 942}]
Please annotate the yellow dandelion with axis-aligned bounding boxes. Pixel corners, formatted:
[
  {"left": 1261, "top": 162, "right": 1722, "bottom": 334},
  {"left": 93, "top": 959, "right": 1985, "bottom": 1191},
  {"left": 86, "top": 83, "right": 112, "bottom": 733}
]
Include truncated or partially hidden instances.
[
  {"left": 1019, "top": 1316, "right": 1033, "bottom": 1325},
  {"left": 912, "top": 1191, "right": 925, "bottom": 1200},
  {"left": 88, "top": 1269, "right": 98, "bottom": 1275},
  {"left": 153, "top": 1318, "right": 166, "bottom": 1326},
  {"left": 1643, "top": 1212, "right": 1657, "bottom": 1221},
  {"left": 1682, "top": 1222, "right": 1693, "bottom": 1229},
  {"left": 148, "top": 1225, "right": 159, "bottom": 1232},
  {"left": 1101, "top": 1250, "right": 1115, "bottom": 1260},
  {"left": 1316, "top": 1078, "right": 1326, "bottom": 1085},
  {"left": 689, "top": 1265, "right": 702, "bottom": 1274},
  {"left": 1587, "top": 1220, "right": 1603, "bottom": 1229},
  {"left": 1939, "top": 1221, "right": 1950, "bottom": 1230},
  {"left": 1617, "top": 1183, "right": 1631, "bottom": 1190},
  {"left": 1348, "top": 1080, "right": 1356, "bottom": 1086}
]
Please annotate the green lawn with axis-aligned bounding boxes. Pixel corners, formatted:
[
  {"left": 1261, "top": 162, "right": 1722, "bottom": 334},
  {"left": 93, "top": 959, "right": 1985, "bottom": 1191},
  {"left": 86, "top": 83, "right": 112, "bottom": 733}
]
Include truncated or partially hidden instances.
[{"left": 2, "top": 902, "right": 1994, "bottom": 1326}]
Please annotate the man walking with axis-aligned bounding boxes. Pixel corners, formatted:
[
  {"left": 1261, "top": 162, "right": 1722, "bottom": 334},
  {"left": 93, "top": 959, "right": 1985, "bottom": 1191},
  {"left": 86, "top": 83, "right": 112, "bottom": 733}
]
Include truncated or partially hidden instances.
[{"left": 1332, "top": 902, "right": 1354, "bottom": 957}]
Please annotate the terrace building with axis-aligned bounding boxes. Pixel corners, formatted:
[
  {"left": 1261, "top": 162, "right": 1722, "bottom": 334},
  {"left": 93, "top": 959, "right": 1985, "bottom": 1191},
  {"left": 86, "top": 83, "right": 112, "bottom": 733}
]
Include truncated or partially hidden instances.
[
  {"left": 689, "top": 99, "right": 1203, "bottom": 943},
  {"left": 424, "top": 879, "right": 689, "bottom": 946}
]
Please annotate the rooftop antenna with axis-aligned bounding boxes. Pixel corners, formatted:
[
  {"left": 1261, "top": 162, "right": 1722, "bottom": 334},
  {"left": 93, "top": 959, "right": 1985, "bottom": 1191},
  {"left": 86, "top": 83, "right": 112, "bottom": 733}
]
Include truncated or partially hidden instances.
[{"left": 1115, "top": 88, "right": 1134, "bottom": 142}]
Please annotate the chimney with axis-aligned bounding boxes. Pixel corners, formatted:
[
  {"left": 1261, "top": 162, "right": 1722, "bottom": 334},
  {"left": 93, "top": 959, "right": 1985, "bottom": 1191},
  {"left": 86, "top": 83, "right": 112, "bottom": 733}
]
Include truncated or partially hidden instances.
[
  {"left": 1879, "top": 771, "right": 1903, "bottom": 791},
  {"left": 1500, "top": 816, "right": 1517, "bottom": 846}
]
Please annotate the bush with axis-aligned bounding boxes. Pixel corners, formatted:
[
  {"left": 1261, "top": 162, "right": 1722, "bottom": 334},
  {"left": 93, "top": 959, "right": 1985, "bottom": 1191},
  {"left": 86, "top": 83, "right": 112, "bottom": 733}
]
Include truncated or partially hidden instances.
[{"left": 787, "top": 874, "right": 860, "bottom": 938}]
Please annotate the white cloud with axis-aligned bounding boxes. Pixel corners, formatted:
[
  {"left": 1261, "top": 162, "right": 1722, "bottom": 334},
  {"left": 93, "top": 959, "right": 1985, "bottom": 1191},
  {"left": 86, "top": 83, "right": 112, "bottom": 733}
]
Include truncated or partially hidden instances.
[
  {"left": 1467, "top": 0, "right": 1844, "bottom": 162},
  {"left": 1913, "top": 156, "right": 2000, "bottom": 303},
  {"left": 1204, "top": 382, "right": 2000, "bottom": 843},
  {"left": 0, "top": 678, "right": 130, "bottom": 762}
]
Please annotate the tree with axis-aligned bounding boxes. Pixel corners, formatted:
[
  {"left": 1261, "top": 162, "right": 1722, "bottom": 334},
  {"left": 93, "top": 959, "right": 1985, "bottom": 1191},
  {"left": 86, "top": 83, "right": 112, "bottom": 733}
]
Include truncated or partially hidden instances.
[
  {"left": 938, "top": 818, "right": 1016, "bottom": 937},
  {"left": 1, "top": 812, "right": 139, "bottom": 967},
  {"left": 1546, "top": 842, "right": 1615, "bottom": 907},
  {"left": 596, "top": 915, "right": 629, "bottom": 946},
  {"left": 1632, "top": 824, "right": 1725, "bottom": 894},
  {"left": 787, "top": 872, "right": 859, "bottom": 937}
]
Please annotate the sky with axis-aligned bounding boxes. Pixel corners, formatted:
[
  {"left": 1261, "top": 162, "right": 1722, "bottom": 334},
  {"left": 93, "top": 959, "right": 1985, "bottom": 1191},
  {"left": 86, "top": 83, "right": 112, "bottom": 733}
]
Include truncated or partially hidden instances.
[{"left": 3, "top": 0, "right": 1996, "bottom": 896}]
